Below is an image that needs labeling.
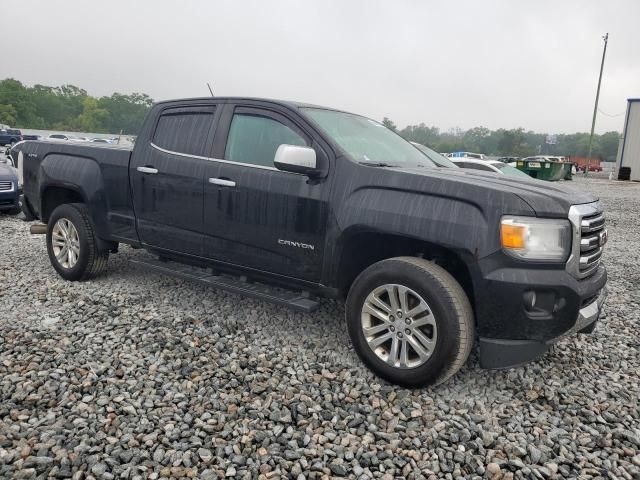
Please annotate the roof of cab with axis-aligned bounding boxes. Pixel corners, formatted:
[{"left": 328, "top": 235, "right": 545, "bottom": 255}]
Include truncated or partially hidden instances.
[{"left": 153, "top": 97, "right": 345, "bottom": 112}]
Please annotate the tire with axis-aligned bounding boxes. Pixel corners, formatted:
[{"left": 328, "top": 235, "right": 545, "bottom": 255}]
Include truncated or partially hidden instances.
[
  {"left": 46, "top": 203, "right": 109, "bottom": 281},
  {"left": 6, "top": 206, "right": 21, "bottom": 216},
  {"left": 346, "top": 256, "right": 474, "bottom": 387},
  {"left": 21, "top": 196, "right": 37, "bottom": 221}
]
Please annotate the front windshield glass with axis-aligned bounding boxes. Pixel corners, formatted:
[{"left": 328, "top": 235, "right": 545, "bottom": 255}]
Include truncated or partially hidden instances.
[
  {"left": 302, "top": 108, "right": 436, "bottom": 168},
  {"left": 494, "top": 163, "right": 531, "bottom": 178},
  {"left": 412, "top": 143, "right": 458, "bottom": 168}
]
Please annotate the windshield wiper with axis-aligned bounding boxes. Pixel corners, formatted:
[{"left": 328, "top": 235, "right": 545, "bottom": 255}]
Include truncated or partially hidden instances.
[{"left": 358, "top": 161, "right": 399, "bottom": 167}]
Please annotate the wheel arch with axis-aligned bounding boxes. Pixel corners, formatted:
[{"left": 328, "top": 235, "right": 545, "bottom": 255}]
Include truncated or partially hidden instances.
[
  {"left": 40, "top": 185, "right": 86, "bottom": 223},
  {"left": 333, "top": 229, "right": 477, "bottom": 311}
]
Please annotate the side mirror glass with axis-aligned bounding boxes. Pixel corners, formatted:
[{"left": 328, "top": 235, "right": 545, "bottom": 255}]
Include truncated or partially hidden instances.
[{"left": 274, "top": 144, "right": 318, "bottom": 176}]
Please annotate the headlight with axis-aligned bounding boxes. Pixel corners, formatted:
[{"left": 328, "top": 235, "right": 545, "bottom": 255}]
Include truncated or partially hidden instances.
[{"left": 500, "top": 216, "right": 571, "bottom": 261}]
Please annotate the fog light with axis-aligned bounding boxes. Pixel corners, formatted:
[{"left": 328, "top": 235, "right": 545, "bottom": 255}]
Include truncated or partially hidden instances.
[{"left": 523, "top": 291, "right": 537, "bottom": 311}]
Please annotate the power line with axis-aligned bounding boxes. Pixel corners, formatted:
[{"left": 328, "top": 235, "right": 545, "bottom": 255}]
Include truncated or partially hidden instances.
[{"left": 597, "top": 108, "right": 625, "bottom": 117}]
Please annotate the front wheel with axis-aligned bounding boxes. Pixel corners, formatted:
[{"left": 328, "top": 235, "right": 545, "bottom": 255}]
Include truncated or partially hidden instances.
[
  {"left": 346, "top": 257, "right": 474, "bottom": 387},
  {"left": 46, "top": 203, "right": 109, "bottom": 281}
]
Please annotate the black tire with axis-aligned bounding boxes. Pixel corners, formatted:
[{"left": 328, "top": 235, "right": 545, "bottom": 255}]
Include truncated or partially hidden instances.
[
  {"left": 346, "top": 256, "right": 474, "bottom": 387},
  {"left": 46, "top": 203, "right": 109, "bottom": 281},
  {"left": 21, "top": 196, "right": 37, "bottom": 221},
  {"left": 6, "top": 206, "right": 21, "bottom": 216}
]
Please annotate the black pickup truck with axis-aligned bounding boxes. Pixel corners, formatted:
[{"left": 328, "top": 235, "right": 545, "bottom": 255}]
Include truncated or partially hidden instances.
[{"left": 12, "top": 97, "right": 608, "bottom": 386}]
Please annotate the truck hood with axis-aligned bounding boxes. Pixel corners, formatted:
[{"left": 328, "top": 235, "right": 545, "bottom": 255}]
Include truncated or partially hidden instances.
[{"left": 388, "top": 166, "right": 598, "bottom": 217}]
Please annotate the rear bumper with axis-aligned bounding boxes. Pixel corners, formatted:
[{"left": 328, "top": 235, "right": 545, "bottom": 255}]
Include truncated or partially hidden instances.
[{"left": 476, "top": 264, "right": 607, "bottom": 369}]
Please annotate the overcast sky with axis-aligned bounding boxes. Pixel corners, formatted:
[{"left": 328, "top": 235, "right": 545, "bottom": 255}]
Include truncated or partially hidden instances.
[{"left": 6, "top": 0, "right": 639, "bottom": 133}]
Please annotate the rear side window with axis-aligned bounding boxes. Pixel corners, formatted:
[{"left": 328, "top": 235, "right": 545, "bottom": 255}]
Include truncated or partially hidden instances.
[
  {"left": 225, "top": 113, "right": 307, "bottom": 167},
  {"left": 153, "top": 109, "right": 214, "bottom": 157}
]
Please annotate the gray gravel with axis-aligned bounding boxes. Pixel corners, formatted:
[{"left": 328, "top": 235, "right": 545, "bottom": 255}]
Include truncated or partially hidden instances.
[{"left": 1, "top": 176, "right": 639, "bottom": 479}]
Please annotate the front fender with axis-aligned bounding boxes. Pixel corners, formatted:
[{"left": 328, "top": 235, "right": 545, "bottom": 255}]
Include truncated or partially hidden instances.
[{"left": 335, "top": 186, "right": 513, "bottom": 257}]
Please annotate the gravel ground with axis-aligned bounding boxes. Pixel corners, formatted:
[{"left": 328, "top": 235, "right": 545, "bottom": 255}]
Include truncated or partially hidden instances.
[{"left": 0, "top": 176, "right": 638, "bottom": 480}]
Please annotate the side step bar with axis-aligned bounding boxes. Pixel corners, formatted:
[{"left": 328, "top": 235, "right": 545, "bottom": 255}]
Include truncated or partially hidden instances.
[{"left": 130, "top": 257, "right": 319, "bottom": 313}]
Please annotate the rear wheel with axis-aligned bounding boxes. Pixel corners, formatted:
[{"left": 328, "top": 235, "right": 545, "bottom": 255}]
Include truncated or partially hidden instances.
[
  {"left": 346, "top": 256, "right": 474, "bottom": 387},
  {"left": 46, "top": 203, "right": 108, "bottom": 281}
]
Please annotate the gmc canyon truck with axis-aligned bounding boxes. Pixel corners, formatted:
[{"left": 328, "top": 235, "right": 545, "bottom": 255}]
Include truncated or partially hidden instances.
[{"left": 12, "top": 97, "right": 608, "bottom": 387}]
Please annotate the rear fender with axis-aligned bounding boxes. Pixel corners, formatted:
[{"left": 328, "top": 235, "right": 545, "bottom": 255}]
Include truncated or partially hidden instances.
[{"left": 39, "top": 153, "right": 110, "bottom": 240}]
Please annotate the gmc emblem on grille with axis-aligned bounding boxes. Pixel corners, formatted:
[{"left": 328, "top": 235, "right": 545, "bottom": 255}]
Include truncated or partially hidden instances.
[{"left": 599, "top": 230, "right": 608, "bottom": 247}]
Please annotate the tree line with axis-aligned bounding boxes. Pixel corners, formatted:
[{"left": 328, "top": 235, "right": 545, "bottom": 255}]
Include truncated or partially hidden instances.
[
  {"left": 0, "top": 78, "right": 153, "bottom": 135},
  {"left": 0, "top": 78, "right": 621, "bottom": 160},
  {"left": 384, "top": 118, "right": 620, "bottom": 161}
]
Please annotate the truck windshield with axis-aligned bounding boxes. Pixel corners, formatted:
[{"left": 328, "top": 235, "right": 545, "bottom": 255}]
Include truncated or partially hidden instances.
[
  {"left": 412, "top": 143, "right": 458, "bottom": 168},
  {"left": 302, "top": 108, "right": 436, "bottom": 168}
]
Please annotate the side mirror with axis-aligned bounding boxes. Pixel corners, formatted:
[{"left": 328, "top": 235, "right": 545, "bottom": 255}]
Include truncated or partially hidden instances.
[{"left": 274, "top": 144, "right": 318, "bottom": 176}]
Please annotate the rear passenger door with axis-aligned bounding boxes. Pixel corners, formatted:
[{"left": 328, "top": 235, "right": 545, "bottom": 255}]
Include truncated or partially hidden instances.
[
  {"left": 130, "top": 104, "right": 218, "bottom": 255},
  {"left": 202, "top": 104, "right": 329, "bottom": 282}
]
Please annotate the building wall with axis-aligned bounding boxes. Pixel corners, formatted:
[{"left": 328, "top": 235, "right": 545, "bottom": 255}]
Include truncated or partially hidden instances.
[{"left": 620, "top": 99, "right": 640, "bottom": 181}]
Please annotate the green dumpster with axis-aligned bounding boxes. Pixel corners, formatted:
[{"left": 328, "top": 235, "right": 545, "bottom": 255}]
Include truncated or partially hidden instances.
[{"left": 515, "top": 159, "right": 573, "bottom": 181}]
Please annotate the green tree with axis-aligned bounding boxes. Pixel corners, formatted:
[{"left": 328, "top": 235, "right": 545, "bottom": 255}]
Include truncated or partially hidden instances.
[
  {"left": 0, "top": 104, "right": 17, "bottom": 125},
  {"left": 98, "top": 93, "right": 153, "bottom": 134},
  {"left": 382, "top": 117, "right": 397, "bottom": 131},
  {"left": 399, "top": 123, "right": 440, "bottom": 147},
  {"left": 75, "top": 97, "right": 111, "bottom": 132}
]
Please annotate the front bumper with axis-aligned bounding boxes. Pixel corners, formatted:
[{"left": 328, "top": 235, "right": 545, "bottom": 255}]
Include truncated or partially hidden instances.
[
  {"left": 0, "top": 188, "right": 20, "bottom": 211},
  {"left": 476, "top": 263, "right": 607, "bottom": 369}
]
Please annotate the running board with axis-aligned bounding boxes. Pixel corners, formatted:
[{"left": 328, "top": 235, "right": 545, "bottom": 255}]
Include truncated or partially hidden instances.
[{"left": 130, "top": 257, "right": 319, "bottom": 313}]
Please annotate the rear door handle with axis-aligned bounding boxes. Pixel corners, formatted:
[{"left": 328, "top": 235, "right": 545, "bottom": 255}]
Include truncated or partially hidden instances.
[
  {"left": 209, "top": 178, "right": 236, "bottom": 187},
  {"left": 137, "top": 166, "right": 158, "bottom": 174}
]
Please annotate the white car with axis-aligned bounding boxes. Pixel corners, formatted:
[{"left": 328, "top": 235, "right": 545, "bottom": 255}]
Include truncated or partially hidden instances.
[{"left": 451, "top": 159, "right": 531, "bottom": 178}]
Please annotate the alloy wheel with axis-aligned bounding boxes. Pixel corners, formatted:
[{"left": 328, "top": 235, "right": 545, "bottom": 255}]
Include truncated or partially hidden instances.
[{"left": 361, "top": 283, "right": 438, "bottom": 369}]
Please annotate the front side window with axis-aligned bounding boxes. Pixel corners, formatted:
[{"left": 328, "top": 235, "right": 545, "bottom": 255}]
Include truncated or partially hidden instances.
[
  {"left": 225, "top": 113, "right": 307, "bottom": 167},
  {"left": 153, "top": 109, "right": 214, "bottom": 157}
]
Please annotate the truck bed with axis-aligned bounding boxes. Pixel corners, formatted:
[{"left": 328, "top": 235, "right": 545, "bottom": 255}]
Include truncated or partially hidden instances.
[{"left": 19, "top": 139, "right": 136, "bottom": 243}]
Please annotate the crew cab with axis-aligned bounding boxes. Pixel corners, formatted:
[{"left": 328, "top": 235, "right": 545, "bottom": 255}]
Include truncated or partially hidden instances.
[{"left": 12, "top": 97, "right": 608, "bottom": 386}]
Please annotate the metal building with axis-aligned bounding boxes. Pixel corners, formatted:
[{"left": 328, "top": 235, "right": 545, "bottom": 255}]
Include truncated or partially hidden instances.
[{"left": 619, "top": 98, "right": 640, "bottom": 181}]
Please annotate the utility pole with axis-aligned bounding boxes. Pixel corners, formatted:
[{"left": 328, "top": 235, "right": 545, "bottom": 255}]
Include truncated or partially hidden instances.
[{"left": 585, "top": 33, "right": 608, "bottom": 176}]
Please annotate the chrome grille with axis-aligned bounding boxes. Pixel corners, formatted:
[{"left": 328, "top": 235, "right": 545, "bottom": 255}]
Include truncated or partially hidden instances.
[
  {"left": 0, "top": 180, "right": 14, "bottom": 192},
  {"left": 579, "top": 212, "right": 606, "bottom": 277},
  {"left": 568, "top": 202, "right": 606, "bottom": 279}
]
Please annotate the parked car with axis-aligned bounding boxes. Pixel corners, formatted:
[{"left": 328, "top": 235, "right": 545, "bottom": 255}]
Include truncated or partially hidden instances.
[
  {"left": 22, "top": 134, "right": 42, "bottom": 141},
  {"left": 48, "top": 134, "right": 72, "bottom": 141},
  {"left": 410, "top": 142, "right": 458, "bottom": 167},
  {"left": 0, "top": 128, "right": 23, "bottom": 146},
  {"left": 15, "top": 96, "right": 607, "bottom": 387},
  {"left": 449, "top": 151, "right": 485, "bottom": 159},
  {"left": 0, "top": 163, "right": 21, "bottom": 215},
  {"left": 452, "top": 158, "right": 532, "bottom": 178},
  {"left": 496, "top": 156, "right": 520, "bottom": 163},
  {"left": 91, "top": 138, "right": 113, "bottom": 144}
]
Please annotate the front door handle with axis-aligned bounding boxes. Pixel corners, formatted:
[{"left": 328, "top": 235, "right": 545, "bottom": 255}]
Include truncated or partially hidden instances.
[
  {"left": 137, "top": 166, "right": 158, "bottom": 174},
  {"left": 209, "top": 178, "right": 236, "bottom": 187}
]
